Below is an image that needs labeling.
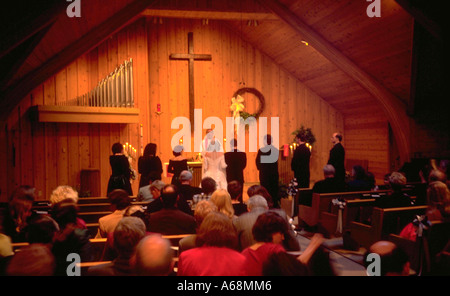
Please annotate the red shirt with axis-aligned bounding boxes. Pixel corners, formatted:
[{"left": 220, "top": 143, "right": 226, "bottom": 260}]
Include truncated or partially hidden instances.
[
  {"left": 177, "top": 246, "right": 247, "bottom": 276},
  {"left": 241, "top": 243, "right": 285, "bottom": 276}
]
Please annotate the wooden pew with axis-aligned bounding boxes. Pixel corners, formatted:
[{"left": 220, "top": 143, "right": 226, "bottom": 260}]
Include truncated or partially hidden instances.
[
  {"left": 388, "top": 220, "right": 450, "bottom": 275},
  {"left": 349, "top": 205, "right": 428, "bottom": 249},
  {"left": 298, "top": 190, "right": 390, "bottom": 230}
]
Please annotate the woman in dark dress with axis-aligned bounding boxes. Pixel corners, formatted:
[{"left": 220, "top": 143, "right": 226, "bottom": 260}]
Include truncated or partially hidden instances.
[
  {"left": 138, "top": 143, "right": 163, "bottom": 188},
  {"left": 167, "top": 145, "right": 188, "bottom": 188},
  {"left": 107, "top": 142, "right": 133, "bottom": 196}
]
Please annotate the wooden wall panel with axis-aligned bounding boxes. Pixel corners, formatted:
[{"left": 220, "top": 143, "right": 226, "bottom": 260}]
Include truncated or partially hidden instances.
[{"left": 1, "top": 18, "right": 345, "bottom": 201}]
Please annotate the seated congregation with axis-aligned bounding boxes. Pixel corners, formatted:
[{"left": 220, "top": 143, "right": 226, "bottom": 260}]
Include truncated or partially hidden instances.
[{"left": 0, "top": 159, "right": 449, "bottom": 276}]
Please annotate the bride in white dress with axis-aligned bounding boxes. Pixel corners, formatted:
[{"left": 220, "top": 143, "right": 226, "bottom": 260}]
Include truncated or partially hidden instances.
[{"left": 202, "top": 150, "right": 228, "bottom": 191}]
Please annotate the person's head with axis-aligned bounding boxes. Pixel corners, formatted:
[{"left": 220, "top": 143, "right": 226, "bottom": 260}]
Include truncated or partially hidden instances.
[
  {"left": 252, "top": 211, "right": 288, "bottom": 244},
  {"left": 172, "top": 145, "right": 184, "bottom": 156},
  {"left": 296, "top": 133, "right": 307, "bottom": 143},
  {"left": 8, "top": 188, "right": 35, "bottom": 231},
  {"left": 427, "top": 180, "right": 450, "bottom": 215},
  {"left": 143, "top": 143, "right": 157, "bottom": 158},
  {"left": 26, "top": 214, "right": 59, "bottom": 244},
  {"left": 150, "top": 180, "right": 165, "bottom": 199},
  {"left": 50, "top": 199, "right": 79, "bottom": 229},
  {"left": 210, "top": 189, "right": 235, "bottom": 219},
  {"left": 429, "top": 169, "right": 446, "bottom": 183},
  {"left": 323, "top": 164, "right": 336, "bottom": 179},
  {"left": 179, "top": 170, "right": 193, "bottom": 184},
  {"left": 247, "top": 185, "right": 273, "bottom": 208},
  {"left": 160, "top": 184, "right": 179, "bottom": 208},
  {"left": 352, "top": 165, "right": 367, "bottom": 180},
  {"left": 196, "top": 212, "right": 238, "bottom": 249},
  {"left": 6, "top": 243, "right": 55, "bottom": 276},
  {"left": 9, "top": 185, "right": 36, "bottom": 202},
  {"left": 227, "top": 181, "right": 243, "bottom": 202},
  {"left": 388, "top": 172, "right": 407, "bottom": 191},
  {"left": 112, "top": 142, "right": 124, "bottom": 154},
  {"left": 201, "top": 177, "right": 217, "bottom": 195},
  {"left": 108, "top": 189, "right": 131, "bottom": 210},
  {"left": 264, "top": 134, "right": 272, "bottom": 145},
  {"left": 331, "top": 132, "right": 342, "bottom": 144},
  {"left": 49, "top": 185, "right": 78, "bottom": 206},
  {"left": 205, "top": 128, "right": 214, "bottom": 139},
  {"left": 246, "top": 195, "right": 269, "bottom": 212},
  {"left": 230, "top": 138, "right": 238, "bottom": 150},
  {"left": 193, "top": 200, "right": 217, "bottom": 226},
  {"left": 113, "top": 217, "right": 146, "bottom": 259},
  {"left": 364, "top": 241, "right": 410, "bottom": 276},
  {"left": 134, "top": 234, "right": 174, "bottom": 276}
]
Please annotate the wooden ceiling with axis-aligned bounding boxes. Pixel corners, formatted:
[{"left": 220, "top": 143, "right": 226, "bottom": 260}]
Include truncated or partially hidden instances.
[{"left": 0, "top": 0, "right": 443, "bottom": 121}]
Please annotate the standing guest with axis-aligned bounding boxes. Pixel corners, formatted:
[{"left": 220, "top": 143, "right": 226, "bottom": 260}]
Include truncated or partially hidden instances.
[
  {"left": 134, "top": 234, "right": 175, "bottom": 276},
  {"left": 210, "top": 189, "right": 236, "bottom": 220},
  {"left": 88, "top": 217, "right": 146, "bottom": 276},
  {"left": 224, "top": 138, "right": 247, "bottom": 186},
  {"left": 178, "top": 170, "right": 202, "bottom": 203},
  {"left": 241, "top": 211, "right": 287, "bottom": 275},
  {"left": 291, "top": 133, "right": 311, "bottom": 188},
  {"left": 146, "top": 184, "right": 197, "bottom": 235},
  {"left": 256, "top": 134, "right": 280, "bottom": 208},
  {"left": 107, "top": 142, "right": 133, "bottom": 196},
  {"left": 138, "top": 143, "right": 163, "bottom": 189},
  {"left": 228, "top": 181, "right": 247, "bottom": 216},
  {"left": 95, "top": 189, "right": 131, "bottom": 238},
  {"left": 168, "top": 145, "right": 188, "bottom": 189},
  {"left": 177, "top": 212, "right": 247, "bottom": 276},
  {"left": 312, "top": 165, "right": 345, "bottom": 193},
  {"left": 327, "top": 132, "right": 346, "bottom": 188}
]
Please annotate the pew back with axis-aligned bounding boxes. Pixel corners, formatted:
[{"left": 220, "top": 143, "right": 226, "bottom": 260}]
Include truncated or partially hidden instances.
[{"left": 350, "top": 205, "right": 428, "bottom": 249}]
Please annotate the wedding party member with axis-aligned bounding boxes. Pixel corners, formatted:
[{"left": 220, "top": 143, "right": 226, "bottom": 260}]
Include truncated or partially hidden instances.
[
  {"left": 256, "top": 135, "right": 280, "bottom": 208},
  {"left": 138, "top": 143, "right": 163, "bottom": 189},
  {"left": 203, "top": 150, "right": 228, "bottom": 190},
  {"left": 327, "top": 133, "right": 346, "bottom": 187},
  {"left": 167, "top": 145, "right": 188, "bottom": 188},
  {"left": 107, "top": 142, "right": 133, "bottom": 196},
  {"left": 291, "top": 133, "right": 311, "bottom": 188},
  {"left": 224, "top": 138, "right": 247, "bottom": 185}
]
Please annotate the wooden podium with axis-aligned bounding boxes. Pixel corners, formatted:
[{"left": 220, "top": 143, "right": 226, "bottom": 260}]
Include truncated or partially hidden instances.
[{"left": 163, "top": 161, "right": 203, "bottom": 187}]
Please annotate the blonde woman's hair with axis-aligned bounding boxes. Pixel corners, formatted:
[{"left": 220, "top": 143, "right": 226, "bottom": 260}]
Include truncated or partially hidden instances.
[
  {"left": 50, "top": 185, "right": 79, "bottom": 205},
  {"left": 210, "top": 189, "right": 235, "bottom": 219}
]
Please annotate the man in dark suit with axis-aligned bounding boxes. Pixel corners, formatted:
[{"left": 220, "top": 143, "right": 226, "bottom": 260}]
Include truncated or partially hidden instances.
[
  {"left": 178, "top": 170, "right": 202, "bottom": 202},
  {"left": 146, "top": 185, "right": 197, "bottom": 235},
  {"left": 256, "top": 135, "right": 280, "bottom": 208},
  {"left": 224, "top": 139, "right": 247, "bottom": 186},
  {"left": 291, "top": 133, "right": 311, "bottom": 188},
  {"left": 327, "top": 132, "right": 346, "bottom": 187}
]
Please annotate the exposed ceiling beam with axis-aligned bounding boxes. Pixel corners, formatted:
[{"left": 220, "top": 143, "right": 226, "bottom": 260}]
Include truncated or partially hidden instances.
[
  {"left": 256, "top": 0, "right": 411, "bottom": 164},
  {"left": 0, "top": 0, "right": 159, "bottom": 121},
  {"left": 141, "top": 8, "right": 278, "bottom": 21},
  {"left": 0, "top": 1, "right": 66, "bottom": 59}
]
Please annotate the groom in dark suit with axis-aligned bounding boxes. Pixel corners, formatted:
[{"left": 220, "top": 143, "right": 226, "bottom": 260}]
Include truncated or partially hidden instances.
[
  {"left": 224, "top": 139, "right": 247, "bottom": 187},
  {"left": 328, "top": 132, "right": 346, "bottom": 187}
]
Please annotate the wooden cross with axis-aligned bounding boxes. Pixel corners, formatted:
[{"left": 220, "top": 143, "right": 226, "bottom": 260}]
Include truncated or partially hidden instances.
[{"left": 169, "top": 32, "right": 212, "bottom": 127}]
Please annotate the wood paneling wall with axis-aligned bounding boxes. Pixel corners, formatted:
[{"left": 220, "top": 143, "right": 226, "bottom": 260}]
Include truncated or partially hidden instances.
[
  {"left": 0, "top": 18, "right": 344, "bottom": 201},
  {"left": 344, "top": 111, "right": 390, "bottom": 185}
]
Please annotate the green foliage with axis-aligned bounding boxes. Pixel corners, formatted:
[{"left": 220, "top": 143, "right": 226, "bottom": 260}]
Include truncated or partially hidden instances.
[{"left": 292, "top": 125, "right": 316, "bottom": 145}]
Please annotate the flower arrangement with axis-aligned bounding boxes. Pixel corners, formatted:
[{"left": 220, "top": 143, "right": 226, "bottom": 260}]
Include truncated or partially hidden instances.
[
  {"left": 291, "top": 125, "right": 316, "bottom": 146},
  {"left": 286, "top": 178, "right": 299, "bottom": 197}
]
